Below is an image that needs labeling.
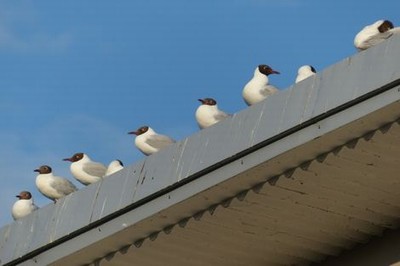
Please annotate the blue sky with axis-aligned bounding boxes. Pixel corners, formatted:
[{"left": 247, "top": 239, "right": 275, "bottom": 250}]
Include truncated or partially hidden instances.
[{"left": 0, "top": 0, "right": 399, "bottom": 227}]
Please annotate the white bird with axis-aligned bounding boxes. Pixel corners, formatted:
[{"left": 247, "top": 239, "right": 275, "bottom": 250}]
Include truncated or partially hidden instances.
[
  {"left": 295, "top": 65, "right": 316, "bottom": 83},
  {"left": 34, "top": 165, "right": 77, "bottom": 203},
  {"left": 354, "top": 20, "right": 400, "bottom": 51},
  {"left": 105, "top": 159, "right": 124, "bottom": 176},
  {"left": 195, "top": 98, "right": 230, "bottom": 129},
  {"left": 63, "top": 153, "right": 107, "bottom": 185},
  {"left": 12, "top": 191, "right": 39, "bottom": 220},
  {"left": 128, "top": 126, "right": 175, "bottom": 156},
  {"left": 242, "top": 64, "right": 280, "bottom": 106}
]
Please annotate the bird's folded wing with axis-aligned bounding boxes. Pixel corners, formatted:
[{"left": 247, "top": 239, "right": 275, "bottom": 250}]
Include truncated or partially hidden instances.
[
  {"left": 214, "top": 111, "right": 230, "bottom": 121},
  {"left": 261, "top": 85, "right": 278, "bottom": 97},
  {"left": 364, "top": 32, "right": 393, "bottom": 47},
  {"left": 51, "top": 178, "right": 77, "bottom": 195},
  {"left": 83, "top": 163, "right": 107, "bottom": 177},
  {"left": 146, "top": 135, "right": 175, "bottom": 149}
]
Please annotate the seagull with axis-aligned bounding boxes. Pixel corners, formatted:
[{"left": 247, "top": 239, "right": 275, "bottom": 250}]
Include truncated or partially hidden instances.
[
  {"left": 295, "top": 65, "right": 316, "bottom": 83},
  {"left": 63, "top": 153, "right": 107, "bottom": 185},
  {"left": 195, "top": 98, "right": 230, "bottom": 129},
  {"left": 128, "top": 126, "right": 175, "bottom": 156},
  {"left": 354, "top": 20, "right": 400, "bottom": 51},
  {"left": 242, "top": 64, "right": 280, "bottom": 106},
  {"left": 34, "top": 165, "right": 77, "bottom": 203},
  {"left": 12, "top": 191, "right": 39, "bottom": 220},
  {"left": 105, "top": 159, "right": 124, "bottom": 176}
]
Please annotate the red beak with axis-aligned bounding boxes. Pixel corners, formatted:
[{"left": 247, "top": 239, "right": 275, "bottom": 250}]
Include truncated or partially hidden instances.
[
  {"left": 128, "top": 131, "right": 139, "bottom": 136},
  {"left": 63, "top": 158, "right": 73, "bottom": 162}
]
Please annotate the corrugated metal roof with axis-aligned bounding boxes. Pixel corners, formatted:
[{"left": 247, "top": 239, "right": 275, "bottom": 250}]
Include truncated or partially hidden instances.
[
  {"left": 59, "top": 113, "right": 400, "bottom": 266},
  {"left": 1, "top": 35, "right": 400, "bottom": 266}
]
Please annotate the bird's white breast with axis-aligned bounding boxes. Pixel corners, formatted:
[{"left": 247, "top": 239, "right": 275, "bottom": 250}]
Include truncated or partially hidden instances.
[
  {"left": 195, "top": 105, "right": 219, "bottom": 128},
  {"left": 106, "top": 161, "right": 124, "bottom": 176},
  {"left": 12, "top": 199, "right": 35, "bottom": 219},
  {"left": 242, "top": 71, "right": 274, "bottom": 105},
  {"left": 36, "top": 174, "right": 62, "bottom": 199},
  {"left": 135, "top": 134, "right": 159, "bottom": 155},
  {"left": 70, "top": 161, "right": 102, "bottom": 185},
  {"left": 296, "top": 67, "right": 315, "bottom": 83}
]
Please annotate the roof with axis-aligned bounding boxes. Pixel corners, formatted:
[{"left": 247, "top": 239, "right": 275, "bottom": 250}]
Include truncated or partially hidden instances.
[{"left": 1, "top": 34, "right": 400, "bottom": 266}]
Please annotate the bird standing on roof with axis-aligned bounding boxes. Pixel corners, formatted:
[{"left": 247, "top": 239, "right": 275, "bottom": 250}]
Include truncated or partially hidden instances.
[
  {"left": 242, "top": 64, "right": 280, "bottom": 106},
  {"left": 12, "top": 191, "right": 39, "bottom": 220},
  {"left": 63, "top": 153, "right": 107, "bottom": 185},
  {"left": 105, "top": 159, "right": 124, "bottom": 176},
  {"left": 128, "top": 126, "right": 175, "bottom": 156},
  {"left": 195, "top": 98, "right": 230, "bottom": 129},
  {"left": 34, "top": 165, "right": 77, "bottom": 202},
  {"left": 295, "top": 65, "right": 316, "bottom": 83},
  {"left": 354, "top": 19, "right": 400, "bottom": 51}
]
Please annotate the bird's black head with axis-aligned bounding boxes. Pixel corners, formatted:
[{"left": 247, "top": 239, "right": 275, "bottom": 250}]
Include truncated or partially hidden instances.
[
  {"left": 378, "top": 20, "right": 394, "bottom": 33},
  {"left": 258, "top": 65, "right": 280, "bottom": 75},
  {"left": 128, "top": 126, "right": 149, "bottom": 136},
  {"left": 63, "top": 153, "right": 84, "bottom": 162},
  {"left": 34, "top": 165, "right": 52, "bottom": 174},
  {"left": 198, "top": 98, "right": 217, "bottom": 106},
  {"left": 16, "top": 191, "right": 32, "bottom": 200}
]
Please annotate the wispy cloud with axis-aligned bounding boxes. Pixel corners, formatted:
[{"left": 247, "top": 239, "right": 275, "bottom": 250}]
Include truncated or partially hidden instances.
[
  {"left": 0, "top": 30, "right": 73, "bottom": 54},
  {"left": 0, "top": 2, "right": 73, "bottom": 54}
]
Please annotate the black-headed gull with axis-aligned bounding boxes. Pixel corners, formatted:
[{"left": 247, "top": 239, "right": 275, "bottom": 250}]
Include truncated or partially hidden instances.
[
  {"left": 195, "top": 98, "right": 230, "bottom": 129},
  {"left": 242, "top": 64, "right": 280, "bottom": 106},
  {"left": 295, "top": 65, "right": 316, "bottom": 83},
  {"left": 105, "top": 159, "right": 124, "bottom": 176},
  {"left": 12, "top": 191, "right": 39, "bottom": 220},
  {"left": 354, "top": 20, "right": 400, "bottom": 51},
  {"left": 34, "top": 165, "right": 77, "bottom": 202},
  {"left": 63, "top": 153, "right": 107, "bottom": 185},
  {"left": 128, "top": 126, "right": 175, "bottom": 156}
]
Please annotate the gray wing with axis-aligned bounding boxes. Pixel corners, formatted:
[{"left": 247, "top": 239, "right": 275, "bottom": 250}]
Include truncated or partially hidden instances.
[
  {"left": 261, "top": 85, "right": 278, "bottom": 97},
  {"left": 51, "top": 178, "right": 77, "bottom": 196},
  {"left": 214, "top": 110, "right": 230, "bottom": 121},
  {"left": 364, "top": 32, "right": 393, "bottom": 47},
  {"left": 146, "top": 134, "right": 175, "bottom": 149},
  {"left": 83, "top": 162, "right": 107, "bottom": 177}
]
